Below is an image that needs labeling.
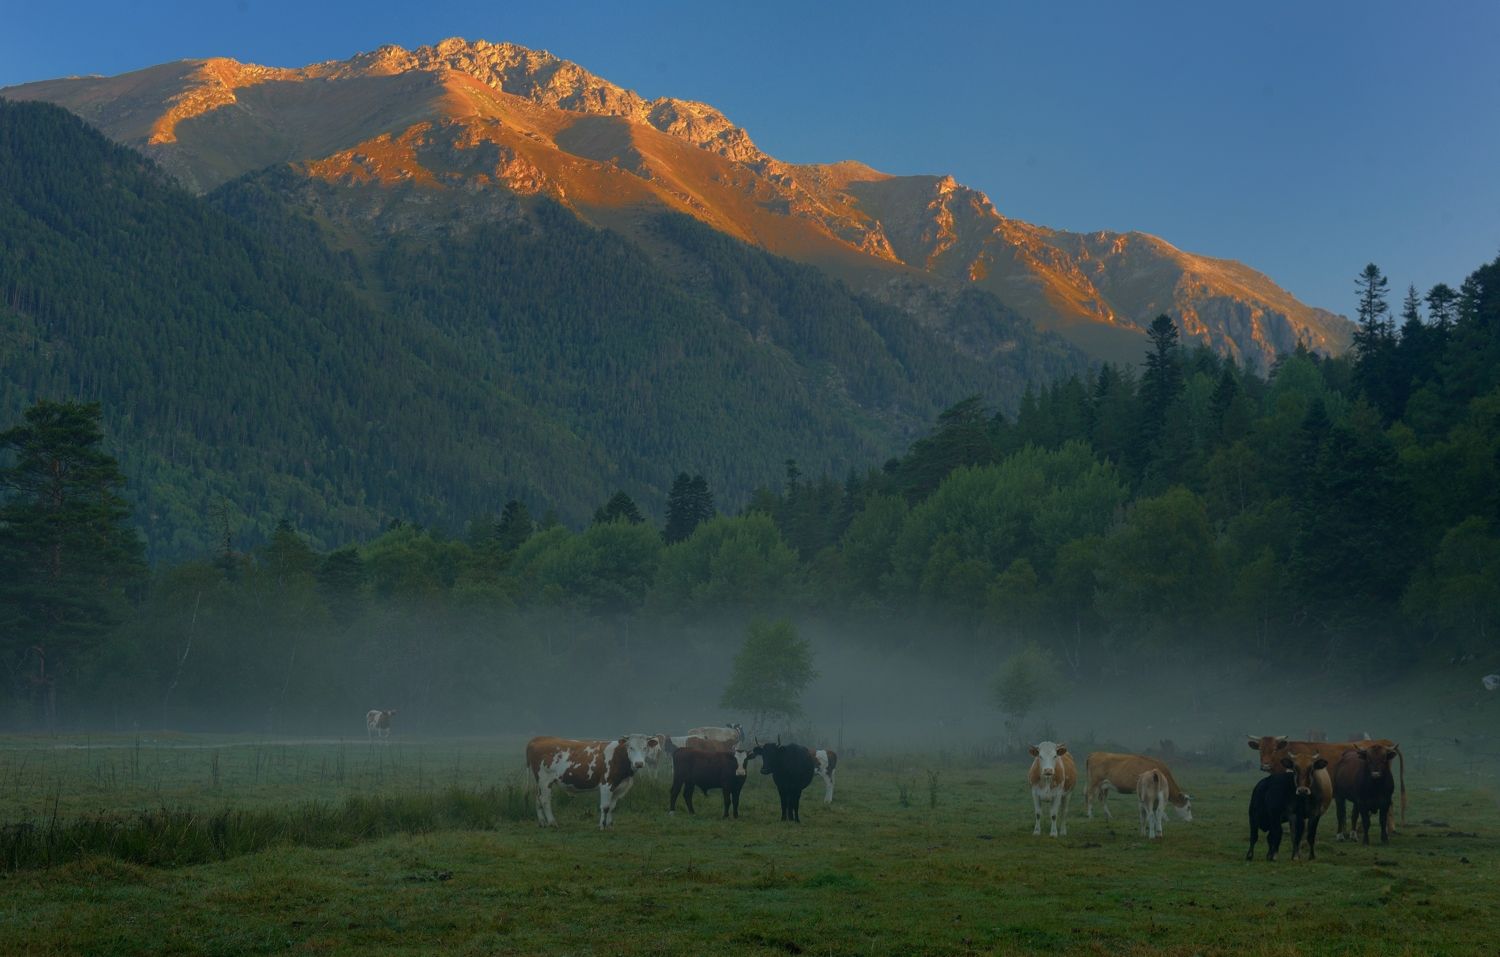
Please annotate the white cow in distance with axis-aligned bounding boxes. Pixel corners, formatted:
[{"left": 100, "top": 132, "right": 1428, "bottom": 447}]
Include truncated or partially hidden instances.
[{"left": 366, "top": 709, "right": 395, "bottom": 743}]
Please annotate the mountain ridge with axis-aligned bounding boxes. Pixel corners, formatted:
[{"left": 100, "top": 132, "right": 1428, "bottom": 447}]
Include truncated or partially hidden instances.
[{"left": 4, "top": 37, "right": 1356, "bottom": 365}]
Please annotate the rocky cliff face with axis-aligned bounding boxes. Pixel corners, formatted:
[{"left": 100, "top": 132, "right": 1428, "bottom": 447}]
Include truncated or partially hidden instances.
[{"left": 5, "top": 38, "right": 1354, "bottom": 365}]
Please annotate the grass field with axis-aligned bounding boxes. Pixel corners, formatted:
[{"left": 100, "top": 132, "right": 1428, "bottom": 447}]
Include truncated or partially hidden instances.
[{"left": 0, "top": 733, "right": 1496, "bottom": 956}]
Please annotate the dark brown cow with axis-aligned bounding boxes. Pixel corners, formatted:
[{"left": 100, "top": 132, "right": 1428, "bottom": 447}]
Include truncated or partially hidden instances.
[
  {"left": 1333, "top": 743, "right": 1399, "bottom": 844},
  {"left": 1246, "top": 735, "right": 1405, "bottom": 828},
  {"left": 669, "top": 748, "right": 752, "bottom": 818},
  {"left": 526, "top": 734, "right": 666, "bottom": 829}
]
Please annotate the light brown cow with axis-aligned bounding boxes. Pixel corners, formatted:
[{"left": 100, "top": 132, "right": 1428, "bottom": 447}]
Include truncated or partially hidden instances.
[
  {"left": 366, "top": 709, "right": 395, "bottom": 743},
  {"left": 1137, "top": 768, "right": 1169, "bottom": 839},
  {"left": 1028, "top": 742, "right": 1076, "bottom": 837},
  {"left": 1246, "top": 735, "right": 1405, "bottom": 827},
  {"left": 1281, "top": 750, "right": 1331, "bottom": 861},
  {"left": 1084, "top": 752, "right": 1193, "bottom": 822},
  {"left": 526, "top": 734, "right": 666, "bottom": 829}
]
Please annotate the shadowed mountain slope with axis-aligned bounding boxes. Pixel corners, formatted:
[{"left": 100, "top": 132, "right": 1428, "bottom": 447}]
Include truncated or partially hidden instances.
[{"left": 0, "top": 99, "right": 1081, "bottom": 560}]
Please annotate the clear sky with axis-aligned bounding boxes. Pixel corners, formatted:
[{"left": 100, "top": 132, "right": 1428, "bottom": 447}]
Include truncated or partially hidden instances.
[{"left": 2, "top": 0, "right": 1496, "bottom": 317}]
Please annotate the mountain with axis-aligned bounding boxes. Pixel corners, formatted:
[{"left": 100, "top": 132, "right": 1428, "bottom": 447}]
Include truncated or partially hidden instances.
[
  {"left": 5, "top": 38, "right": 1355, "bottom": 365},
  {"left": 0, "top": 98, "right": 1081, "bottom": 560}
]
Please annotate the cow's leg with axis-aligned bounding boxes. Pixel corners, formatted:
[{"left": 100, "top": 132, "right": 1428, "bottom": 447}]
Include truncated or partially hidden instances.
[
  {"left": 598, "top": 783, "right": 613, "bottom": 830},
  {"left": 1048, "top": 793, "right": 1062, "bottom": 837},
  {"left": 1306, "top": 814, "right": 1320, "bottom": 859},
  {"left": 535, "top": 777, "right": 556, "bottom": 828},
  {"left": 1139, "top": 797, "right": 1149, "bottom": 837},
  {"left": 684, "top": 782, "right": 696, "bottom": 815},
  {"left": 823, "top": 770, "right": 834, "bottom": 804},
  {"left": 1099, "top": 782, "right": 1114, "bottom": 820},
  {"left": 669, "top": 779, "right": 682, "bottom": 816},
  {"left": 1358, "top": 804, "right": 1371, "bottom": 845},
  {"left": 723, "top": 785, "right": 732, "bottom": 819},
  {"left": 1058, "top": 791, "right": 1070, "bottom": 836},
  {"left": 1247, "top": 819, "right": 1259, "bottom": 861},
  {"left": 1266, "top": 822, "right": 1281, "bottom": 861},
  {"left": 1334, "top": 796, "right": 1347, "bottom": 840},
  {"left": 791, "top": 789, "right": 801, "bottom": 823},
  {"left": 1032, "top": 789, "right": 1044, "bottom": 836},
  {"left": 1378, "top": 802, "right": 1390, "bottom": 844},
  {"left": 1290, "top": 814, "right": 1304, "bottom": 861}
]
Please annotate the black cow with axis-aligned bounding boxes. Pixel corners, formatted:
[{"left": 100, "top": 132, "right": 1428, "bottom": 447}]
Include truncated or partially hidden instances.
[
  {"left": 753, "top": 740, "right": 816, "bottom": 822},
  {"left": 669, "top": 748, "right": 752, "bottom": 818},
  {"left": 1246, "top": 772, "right": 1297, "bottom": 861}
]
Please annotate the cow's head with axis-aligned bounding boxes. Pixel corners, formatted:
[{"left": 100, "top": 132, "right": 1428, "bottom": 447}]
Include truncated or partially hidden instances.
[
  {"left": 1170, "top": 792, "right": 1194, "bottom": 821},
  {"left": 1029, "top": 741, "right": 1068, "bottom": 781},
  {"left": 1354, "top": 743, "right": 1396, "bottom": 778},
  {"left": 1248, "top": 735, "right": 1289, "bottom": 772},
  {"left": 752, "top": 741, "right": 779, "bottom": 775},
  {"left": 732, "top": 749, "right": 752, "bottom": 777},
  {"left": 1280, "top": 751, "right": 1327, "bottom": 796},
  {"left": 620, "top": 733, "right": 658, "bottom": 771}
]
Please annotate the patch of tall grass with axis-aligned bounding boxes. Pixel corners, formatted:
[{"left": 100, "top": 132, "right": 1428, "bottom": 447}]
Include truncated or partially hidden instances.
[{"left": 0, "top": 781, "right": 535, "bottom": 873}]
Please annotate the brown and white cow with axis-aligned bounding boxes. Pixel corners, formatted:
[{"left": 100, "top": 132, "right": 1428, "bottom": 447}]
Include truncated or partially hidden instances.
[
  {"left": 810, "top": 748, "right": 837, "bottom": 804},
  {"left": 366, "top": 710, "right": 395, "bottom": 743},
  {"left": 1084, "top": 752, "right": 1193, "bottom": 822},
  {"left": 1247, "top": 735, "right": 1405, "bottom": 828},
  {"left": 654, "top": 724, "right": 744, "bottom": 777},
  {"left": 526, "top": 734, "right": 666, "bottom": 829},
  {"left": 1137, "top": 768, "right": 1169, "bottom": 839},
  {"left": 1028, "top": 742, "right": 1076, "bottom": 837}
]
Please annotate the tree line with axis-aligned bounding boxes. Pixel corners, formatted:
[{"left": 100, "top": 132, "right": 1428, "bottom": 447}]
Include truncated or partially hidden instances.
[{"left": 3, "top": 234, "right": 1497, "bottom": 732}]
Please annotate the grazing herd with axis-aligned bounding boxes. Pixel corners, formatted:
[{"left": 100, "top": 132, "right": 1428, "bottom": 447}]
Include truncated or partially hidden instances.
[{"left": 367, "top": 708, "right": 1408, "bottom": 858}]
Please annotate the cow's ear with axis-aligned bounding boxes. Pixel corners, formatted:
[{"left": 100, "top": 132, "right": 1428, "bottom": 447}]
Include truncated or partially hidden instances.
[
  {"left": 1356, "top": 749, "right": 1368, "bottom": 760},
  {"left": 1247, "top": 740, "right": 1262, "bottom": 750},
  {"left": 1273, "top": 738, "right": 1288, "bottom": 750},
  {"left": 1055, "top": 745, "right": 1068, "bottom": 755},
  {"left": 1028, "top": 746, "right": 1040, "bottom": 757},
  {"left": 1313, "top": 758, "right": 1328, "bottom": 770},
  {"left": 1280, "top": 757, "right": 1294, "bottom": 770}
]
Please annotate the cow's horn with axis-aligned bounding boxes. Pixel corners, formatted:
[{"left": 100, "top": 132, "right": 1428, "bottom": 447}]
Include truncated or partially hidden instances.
[{"left": 1246, "top": 734, "right": 1259, "bottom": 742}]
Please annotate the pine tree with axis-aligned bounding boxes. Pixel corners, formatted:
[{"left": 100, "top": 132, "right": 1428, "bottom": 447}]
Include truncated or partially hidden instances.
[
  {"left": 593, "top": 491, "right": 644, "bottom": 525},
  {"left": 1137, "top": 315, "right": 1185, "bottom": 475},
  {"left": 1352, "top": 264, "right": 1399, "bottom": 419},
  {"left": 1425, "top": 283, "right": 1460, "bottom": 329},
  {"left": 496, "top": 500, "right": 534, "bottom": 551},
  {"left": 0, "top": 400, "right": 146, "bottom": 730},
  {"left": 663, "top": 472, "right": 712, "bottom": 545}
]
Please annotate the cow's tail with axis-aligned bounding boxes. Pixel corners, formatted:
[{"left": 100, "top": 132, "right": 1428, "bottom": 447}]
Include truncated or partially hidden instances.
[{"left": 1398, "top": 748, "right": 1407, "bottom": 824}]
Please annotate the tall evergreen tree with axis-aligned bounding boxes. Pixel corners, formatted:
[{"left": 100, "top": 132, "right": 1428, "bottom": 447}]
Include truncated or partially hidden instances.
[
  {"left": 0, "top": 401, "right": 146, "bottom": 729},
  {"left": 1425, "top": 283, "right": 1460, "bottom": 329},
  {"left": 496, "top": 500, "right": 535, "bottom": 551},
  {"left": 1352, "top": 264, "right": 1399, "bottom": 419},
  {"left": 1137, "top": 315, "right": 1185, "bottom": 476},
  {"left": 663, "top": 473, "right": 715, "bottom": 544}
]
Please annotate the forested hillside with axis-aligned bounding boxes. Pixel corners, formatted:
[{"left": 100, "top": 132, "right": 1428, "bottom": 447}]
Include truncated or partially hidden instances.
[
  {"left": 3, "top": 246, "right": 1495, "bottom": 734},
  {"left": 0, "top": 98, "right": 1085, "bottom": 562}
]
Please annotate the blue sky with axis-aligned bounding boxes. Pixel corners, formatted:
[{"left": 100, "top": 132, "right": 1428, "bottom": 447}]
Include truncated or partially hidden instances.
[{"left": 3, "top": 0, "right": 1496, "bottom": 317}]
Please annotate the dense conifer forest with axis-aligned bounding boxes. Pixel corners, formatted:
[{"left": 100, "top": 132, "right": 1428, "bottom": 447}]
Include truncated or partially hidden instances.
[
  {"left": 2, "top": 97, "right": 1498, "bottom": 734},
  {"left": 0, "top": 98, "right": 1083, "bottom": 563}
]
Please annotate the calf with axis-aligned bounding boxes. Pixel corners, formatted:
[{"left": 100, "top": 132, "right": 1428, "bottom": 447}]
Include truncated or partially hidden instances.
[
  {"left": 752, "top": 740, "right": 816, "bottom": 822},
  {"left": 1283, "top": 751, "right": 1331, "bottom": 861},
  {"left": 1247, "top": 772, "right": 1297, "bottom": 861},
  {"left": 1333, "top": 743, "right": 1398, "bottom": 844},
  {"left": 366, "top": 709, "right": 395, "bottom": 743},
  {"left": 1084, "top": 752, "right": 1193, "bottom": 822},
  {"left": 1137, "top": 769, "right": 1169, "bottom": 839},
  {"left": 669, "top": 748, "right": 751, "bottom": 818},
  {"left": 810, "top": 748, "right": 837, "bottom": 803},
  {"left": 1028, "top": 742, "right": 1076, "bottom": 837},
  {"left": 526, "top": 734, "right": 666, "bottom": 829}
]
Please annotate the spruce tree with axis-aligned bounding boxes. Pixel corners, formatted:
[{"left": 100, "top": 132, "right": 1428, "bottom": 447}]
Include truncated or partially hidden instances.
[
  {"left": 496, "top": 500, "right": 534, "bottom": 551},
  {"left": 1137, "top": 315, "right": 1184, "bottom": 473},
  {"left": 1352, "top": 264, "right": 1399, "bottom": 420},
  {"left": 0, "top": 400, "right": 145, "bottom": 729},
  {"left": 1425, "top": 283, "right": 1459, "bottom": 329},
  {"left": 593, "top": 490, "right": 644, "bottom": 525},
  {"left": 663, "top": 473, "right": 699, "bottom": 544}
]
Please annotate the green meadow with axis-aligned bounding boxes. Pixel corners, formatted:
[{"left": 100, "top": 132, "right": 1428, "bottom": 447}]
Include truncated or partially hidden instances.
[{"left": 0, "top": 735, "right": 1495, "bottom": 956}]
